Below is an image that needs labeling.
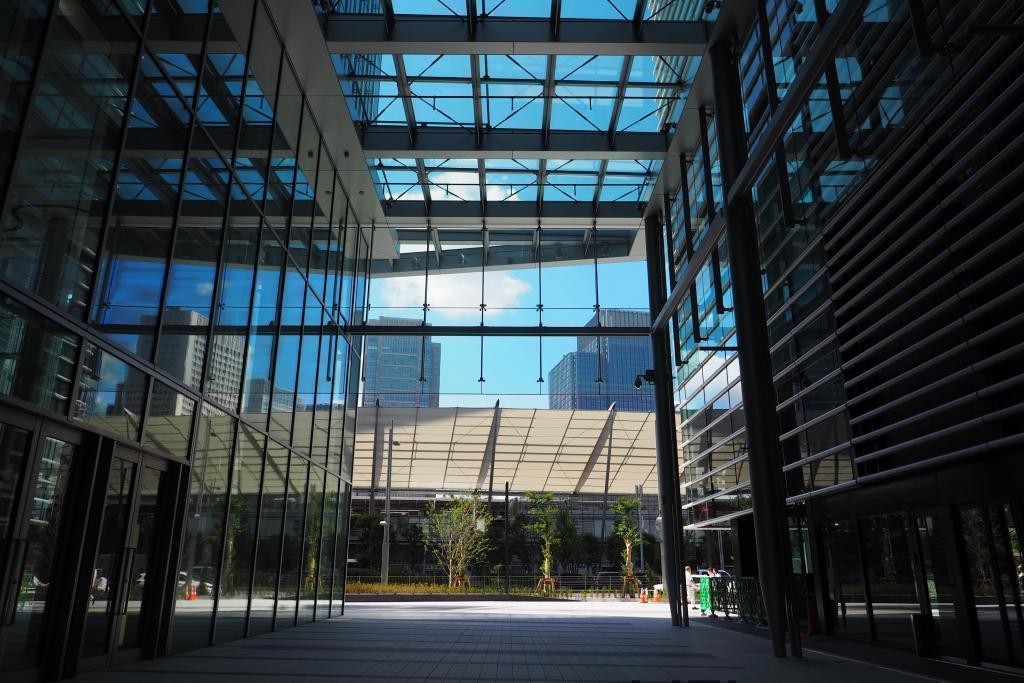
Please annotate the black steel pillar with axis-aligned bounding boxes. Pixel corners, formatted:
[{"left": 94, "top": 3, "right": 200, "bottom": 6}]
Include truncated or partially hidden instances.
[
  {"left": 644, "top": 214, "right": 685, "bottom": 628},
  {"left": 504, "top": 481, "right": 511, "bottom": 593},
  {"left": 708, "top": 39, "right": 796, "bottom": 658}
]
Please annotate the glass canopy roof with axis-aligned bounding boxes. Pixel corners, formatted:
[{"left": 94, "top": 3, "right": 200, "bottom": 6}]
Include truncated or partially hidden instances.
[
  {"left": 369, "top": 157, "right": 661, "bottom": 203},
  {"left": 335, "top": 52, "right": 698, "bottom": 134},
  {"left": 320, "top": 0, "right": 718, "bottom": 217},
  {"left": 327, "top": 0, "right": 714, "bottom": 21}
]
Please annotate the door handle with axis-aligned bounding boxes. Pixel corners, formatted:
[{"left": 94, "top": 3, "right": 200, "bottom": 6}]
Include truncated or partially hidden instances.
[{"left": 1, "top": 538, "right": 29, "bottom": 627}]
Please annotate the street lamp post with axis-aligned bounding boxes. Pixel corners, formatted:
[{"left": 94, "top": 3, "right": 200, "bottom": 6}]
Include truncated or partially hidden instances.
[
  {"left": 380, "top": 423, "right": 396, "bottom": 585},
  {"left": 635, "top": 484, "right": 645, "bottom": 574}
]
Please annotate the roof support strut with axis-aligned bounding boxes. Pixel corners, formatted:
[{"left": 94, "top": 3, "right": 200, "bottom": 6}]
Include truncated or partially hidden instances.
[
  {"left": 574, "top": 403, "right": 617, "bottom": 493},
  {"left": 477, "top": 401, "right": 502, "bottom": 492}
]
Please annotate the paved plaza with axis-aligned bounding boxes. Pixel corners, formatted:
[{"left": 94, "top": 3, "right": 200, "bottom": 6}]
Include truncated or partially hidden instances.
[{"left": 77, "top": 600, "right": 943, "bottom": 682}]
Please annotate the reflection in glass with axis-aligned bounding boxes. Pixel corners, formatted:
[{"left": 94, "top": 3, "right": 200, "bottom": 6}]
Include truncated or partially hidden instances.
[
  {"left": 0, "top": 295, "right": 80, "bottom": 415},
  {"left": 76, "top": 343, "right": 147, "bottom": 441},
  {"left": 249, "top": 441, "right": 287, "bottom": 635},
  {"left": 2, "top": 437, "right": 76, "bottom": 675},
  {"left": 298, "top": 466, "right": 325, "bottom": 624},
  {"left": 216, "top": 425, "right": 263, "bottom": 643},
  {"left": 82, "top": 456, "right": 136, "bottom": 660},
  {"left": 144, "top": 381, "right": 196, "bottom": 460},
  {"left": 170, "top": 404, "right": 234, "bottom": 654},
  {"left": 120, "top": 464, "right": 163, "bottom": 652},
  {"left": 0, "top": 1, "right": 139, "bottom": 318},
  {"left": 276, "top": 453, "right": 307, "bottom": 628}
]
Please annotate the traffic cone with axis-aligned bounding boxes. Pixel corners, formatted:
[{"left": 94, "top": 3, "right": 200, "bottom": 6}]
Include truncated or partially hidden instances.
[
  {"left": 640, "top": 590, "right": 647, "bottom": 604},
  {"left": 653, "top": 591, "right": 660, "bottom": 603}
]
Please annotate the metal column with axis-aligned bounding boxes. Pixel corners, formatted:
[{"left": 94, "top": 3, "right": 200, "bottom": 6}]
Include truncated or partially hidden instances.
[
  {"left": 708, "top": 40, "right": 797, "bottom": 658},
  {"left": 644, "top": 214, "right": 685, "bottom": 628},
  {"left": 381, "top": 422, "right": 394, "bottom": 584}
]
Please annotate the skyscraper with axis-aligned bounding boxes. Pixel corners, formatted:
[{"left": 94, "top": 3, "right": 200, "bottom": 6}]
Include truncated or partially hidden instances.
[
  {"left": 362, "top": 317, "right": 441, "bottom": 407},
  {"left": 548, "top": 310, "right": 655, "bottom": 412}
]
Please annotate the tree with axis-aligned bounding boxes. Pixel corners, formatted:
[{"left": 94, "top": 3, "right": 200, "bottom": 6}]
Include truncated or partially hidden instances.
[
  {"left": 349, "top": 511, "right": 384, "bottom": 571},
  {"left": 507, "top": 513, "right": 538, "bottom": 572},
  {"left": 610, "top": 497, "right": 643, "bottom": 596},
  {"left": 579, "top": 533, "right": 603, "bottom": 571},
  {"left": 525, "top": 492, "right": 559, "bottom": 592},
  {"left": 554, "top": 505, "right": 581, "bottom": 571},
  {"left": 423, "top": 495, "right": 492, "bottom": 586},
  {"left": 399, "top": 523, "right": 426, "bottom": 572}
]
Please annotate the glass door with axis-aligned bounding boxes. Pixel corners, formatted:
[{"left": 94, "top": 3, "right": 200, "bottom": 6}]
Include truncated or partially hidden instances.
[
  {"left": 78, "top": 447, "right": 170, "bottom": 671},
  {"left": 0, "top": 414, "right": 82, "bottom": 680},
  {"left": 959, "top": 503, "right": 1024, "bottom": 667}
]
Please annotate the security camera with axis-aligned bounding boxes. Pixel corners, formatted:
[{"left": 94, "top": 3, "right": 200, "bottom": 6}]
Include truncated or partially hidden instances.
[{"left": 634, "top": 375, "right": 644, "bottom": 390}]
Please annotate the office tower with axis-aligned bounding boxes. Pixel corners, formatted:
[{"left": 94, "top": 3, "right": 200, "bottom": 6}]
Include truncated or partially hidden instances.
[
  {"left": 548, "top": 310, "right": 656, "bottom": 412},
  {"left": 362, "top": 317, "right": 441, "bottom": 407}
]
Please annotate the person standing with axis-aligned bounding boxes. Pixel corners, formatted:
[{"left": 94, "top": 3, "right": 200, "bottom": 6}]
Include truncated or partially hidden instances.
[
  {"left": 699, "top": 571, "right": 712, "bottom": 616},
  {"left": 684, "top": 565, "right": 695, "bottom": 610}
]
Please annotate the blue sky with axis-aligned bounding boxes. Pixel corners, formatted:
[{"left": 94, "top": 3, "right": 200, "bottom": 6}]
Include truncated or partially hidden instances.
[{"left": 367, "top": 258, "right": 650, "bottom": 408}]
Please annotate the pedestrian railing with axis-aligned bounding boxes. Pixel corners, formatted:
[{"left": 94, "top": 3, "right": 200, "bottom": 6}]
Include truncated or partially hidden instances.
[
  {"left": 702, "top": 577, "right": 767, "bottom": 624},
  {"left": 345, "top": 573, "right": 652, "bottom": 593}
]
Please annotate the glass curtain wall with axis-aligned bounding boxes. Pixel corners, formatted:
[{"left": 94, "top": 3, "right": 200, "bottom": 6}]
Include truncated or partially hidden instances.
[
  {"left": 0, "top": 0, "right": 363, "bottom": 659},
  {"left": 661, "top": 0, "right": 1023, "bottom": 667}
]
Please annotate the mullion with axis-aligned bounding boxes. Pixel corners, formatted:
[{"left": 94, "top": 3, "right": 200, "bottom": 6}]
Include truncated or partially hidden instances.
[{"left": 150, "top": 2, "right": 219, "bottom": 369}]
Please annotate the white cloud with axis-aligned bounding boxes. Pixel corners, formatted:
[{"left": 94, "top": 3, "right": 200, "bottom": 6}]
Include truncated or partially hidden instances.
[
  {"left": 392, "top": 171, "right": 524, "bottom": 203},
  {"left": 376, "top": 271, "right": 532, "bottom": 322}
]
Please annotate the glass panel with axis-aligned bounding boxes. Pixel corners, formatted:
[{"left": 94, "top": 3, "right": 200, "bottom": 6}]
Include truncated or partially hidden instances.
[
  {"left": 863, "top": 514, "right": 919, "bottom": 650},
  {"left": 170, "top": 404, "right": 234, "bottom": 654},
  {"left": 92, "top": 216, "right": 173, "bottom": 358},
  {"left": 205, "top": 211, "right": 258, "bottom": 411},
  {"left": 120, "top": 464, "right": 164, "bottom": 651},
  {"left": 143, "top": 381, "right": 195, "bottom": 460},
  {"left": 215, "top": 424, "right": 263, "bottom": 643},
  {"left": 1, "top": 436, "right": 76, "bottom": 675},
  {"left": 0, "top": 294, "right": 80, "bottom": 415},
  {"left": 331, "top": 481, "right": 351, "bottom": 617},
  {"left": 0, "top": 1, "right": 50, "bottom": 193},
  {"left": 82, "top": 456, "right": 136, "bottom": 659},
  {"left": 76, "top": 343, "right": 146, "bottom": 441},
  {"left": 317, "top": 477, "right": 338, "bottom": 619},
  {"left": 298, "top": 466, "right": 324, "bottom": 624},
  {"left": 962, "top": 504, "right": 1024, "bottom": 666},
  {"left": 0, "top": 421, "right": 32, "bottom": 543},
  {"left": 824, "top": 520, "right": 871, "bottom": 641},
  {"left": 915, "top": 514, "right": 962, "bottom": 658},
  {"left": 157, "top": 131, "right": 226, "bottom": 390},
  {"left": 249, "top": 441, "right": 286, "bottom": 635},
  {"left": 242, "top": 228, "right": 284, "bottom": 428},
  {"left": 0, "top": 0, "right": 139, "bottom": 318},
  {"left": 275, "top": 453, "right": 307, "bottom": 627}
]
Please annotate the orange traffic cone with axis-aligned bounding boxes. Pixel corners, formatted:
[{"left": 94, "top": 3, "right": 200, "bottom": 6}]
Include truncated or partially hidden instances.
[
  {"left": 640, "top": 590, "right": 647, "bottom": 604},
  {"left": 188, "top": 586, "right": 198, "bottom": 601},
  {"left": 653, "top": 591, "right": 660, "bottom": 603}
]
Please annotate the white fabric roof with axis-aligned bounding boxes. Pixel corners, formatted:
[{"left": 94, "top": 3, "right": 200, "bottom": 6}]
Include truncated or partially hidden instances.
[{"left": 353, "top": 405, "right": 657, "bottom": 495}]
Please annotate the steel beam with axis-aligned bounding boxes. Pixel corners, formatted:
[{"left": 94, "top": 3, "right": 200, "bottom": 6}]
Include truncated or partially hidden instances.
[
  {"left": 644, "top": 214, "right": 685, "bottom": 628},
  {"left": 360, "top": 127, "right": 668, "bottom": 159},
  {"left": 370, "top": 399, "right": 383, "bottom": 505},
  {"left": 384, "top": 200, "right": 644, "bottom": 221},
  {"left": 709, "top": 40, "right": 795, "bottom": 658},
  {"left": 325, "top": 16, "right": 709, "bottom": 56},
  {"left": 346, "top": 325, "right": 648, "bottom": 337},
  {"left": 574, "top": 404, "right": 617, "bottom": 493}
]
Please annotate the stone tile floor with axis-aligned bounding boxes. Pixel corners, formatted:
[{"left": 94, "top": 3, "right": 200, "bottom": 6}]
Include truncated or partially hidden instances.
[{"left": 79, "top": 600, "right": 943, "bottom": 682}]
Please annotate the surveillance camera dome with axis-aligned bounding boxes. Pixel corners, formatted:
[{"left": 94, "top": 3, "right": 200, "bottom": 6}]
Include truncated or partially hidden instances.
[{"left": 634, "top": 375, "right": 643, "bottom": 390}]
